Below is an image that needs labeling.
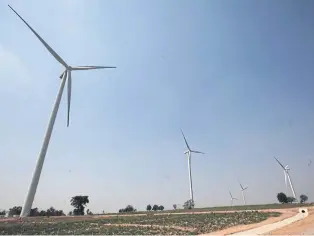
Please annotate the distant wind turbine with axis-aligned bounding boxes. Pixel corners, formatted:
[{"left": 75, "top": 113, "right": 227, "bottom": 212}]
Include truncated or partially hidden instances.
[
  {"left": 181, "top": 129, "right": 205, "bottom": 207},
  {"left": 238, "top": 181, "right": 248, "bottom": 205},
  {"left": 274, "top": 157, "right": 297, "bottom": 199},
  {"left": 9, "top": 5, "right": 116, "bottom": 217},
  {"left": 308, "top": 159, "right": 312, "bottom": 167},
  {"left": 229, "top": 190, "right": 237, "bottom": 207}
]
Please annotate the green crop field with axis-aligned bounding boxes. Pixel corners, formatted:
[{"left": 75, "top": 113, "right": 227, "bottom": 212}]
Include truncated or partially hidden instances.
[{"left": 0, "top": 211, "right": 280, "bottom": 235}]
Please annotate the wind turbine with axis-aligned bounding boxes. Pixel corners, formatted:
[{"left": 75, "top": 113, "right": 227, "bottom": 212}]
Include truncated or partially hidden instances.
[
  {"left": 9, "top": 5, "right": 116, "bottom": 217},
  {"left": 274, "top": 157, "right": 297, "bottom": 200},
  {"left": 308, "top": 159, "right": 312, "bottom": 167},
  {"left": 181, "top": 129, "right": 204, "bottom": 208},
  {"left": 238, "top": 181, "right": 248, "bottom": 205},
  {"left": 229, "top": 190, "right": 237, "bottom": 207}
]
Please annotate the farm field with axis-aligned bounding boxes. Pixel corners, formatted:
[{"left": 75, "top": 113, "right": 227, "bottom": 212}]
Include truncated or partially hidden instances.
[
  {"left": 112, "top": 203, "right": 313, "bottom": 216},
  {"left": 0, "top": 211, "right": 280, "bottom": 235}
]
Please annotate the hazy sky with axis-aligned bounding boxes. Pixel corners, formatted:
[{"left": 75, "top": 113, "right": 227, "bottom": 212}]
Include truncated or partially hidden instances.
[{"left": 0, "top": 0, "right": 313, "bottom": 214}]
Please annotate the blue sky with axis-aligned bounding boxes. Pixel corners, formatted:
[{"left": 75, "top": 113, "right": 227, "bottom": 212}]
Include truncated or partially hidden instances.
[{"left": 0, "top": 0, "right": 313, "bottom": 213}]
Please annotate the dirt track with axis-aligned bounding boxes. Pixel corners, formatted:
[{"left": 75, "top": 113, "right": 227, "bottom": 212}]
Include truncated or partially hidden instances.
[{"left": 268, "top": 207, "right": 314, "bottom": 235}]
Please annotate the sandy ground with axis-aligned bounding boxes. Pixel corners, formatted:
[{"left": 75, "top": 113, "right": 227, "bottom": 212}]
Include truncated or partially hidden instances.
[
  {"left": 268, "top": 207, "right": 314, "bottom": 235},
  {"left": 204, "top": 208, "right": 299, "bottom": 235}
]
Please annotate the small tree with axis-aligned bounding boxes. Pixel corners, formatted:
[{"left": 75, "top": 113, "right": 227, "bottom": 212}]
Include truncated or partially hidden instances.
[
  {"left": 0, "top": 210, "right": 5, "bottom": 215},
  {"left": 277, "top": 192, "right": 288, "bottom": 203},
  {"left": 124, "top": 205, "right": 135, "bottom": 212},
  {"left": 30, "top": 208, "right": 39, "bottom": 216},
  {"left": 9, "top": 206, "right": 22, "bottom": 215},
  {"left": 70, "top": 196, "right": 89, "bottom": 215},
  {"left": 152, "top": 204, "right": 158, "bottom": 211},
  {"left": 173, "top": 204, "right": 177, "bottom": 210},
  {"left": 287, "top": 196, "right": 296, "bottom": 203},
  {"left": 146, "top": 204, "right": 152, "bottom": 211},
  {"left": 300, "top": 194, "right": 308, "bottom": 203},
  {"left": 183, "top": 199, "right": 195, "bottom": 209},
  {"left": 158, "top": 205, "right": 164, "bottom": 211}
]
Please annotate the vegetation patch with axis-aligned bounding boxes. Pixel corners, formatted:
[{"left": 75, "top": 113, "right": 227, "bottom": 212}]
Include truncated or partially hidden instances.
[{"left": 0, "top": 211, "right": 280, "bottom": 235}]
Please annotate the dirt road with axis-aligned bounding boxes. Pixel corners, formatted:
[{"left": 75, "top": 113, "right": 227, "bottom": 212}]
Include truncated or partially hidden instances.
[{"left": 269, "top": 207, "right": 314, "bottom": 235}]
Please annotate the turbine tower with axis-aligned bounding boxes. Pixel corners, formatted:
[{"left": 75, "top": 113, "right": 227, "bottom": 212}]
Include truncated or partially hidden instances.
[
  {"left": 180, "top": 129, "right": 204, "bottom": 208},
  {"left": 9, "top": 5, "right": 116, "bottom": 217},
  {"left": 238, "top": 181, "right": 248, "bottom": 205},
  {"left": 229, "top": 190, "right": 237, "bottom": 207},
  {"left": 274, "top": 157, "right": 297, "bottom": 199}
]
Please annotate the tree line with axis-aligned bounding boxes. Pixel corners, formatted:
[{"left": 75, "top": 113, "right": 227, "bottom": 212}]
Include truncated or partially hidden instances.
[
  {"left": 277, "top": 192, "right": 308, "bottom": 204},
  {"left": 1, "top": 195, "right": 91, "bottom": 217},
  {"left": 146, "top": 204, "right": 164, "bottom": 211},
  {"left": 1, "top": 193, "right": 310, "bottom": 217}
]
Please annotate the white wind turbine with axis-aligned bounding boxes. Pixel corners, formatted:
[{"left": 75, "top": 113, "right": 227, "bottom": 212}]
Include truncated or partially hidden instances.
[
  {"left": 238, "top": 181, "right": 248, "bottom": 205},
  {"left": 229, "top": 190, "right": 237, "bottom": 207},
  {"left": 274, "top": 157, "right": 297, "bottom": 200},
  {"left": 181, "top": 129, "right": 205, "bottom": 207},
  {"left": 9, "top": 5, "right": 116, "bottom": 217}
]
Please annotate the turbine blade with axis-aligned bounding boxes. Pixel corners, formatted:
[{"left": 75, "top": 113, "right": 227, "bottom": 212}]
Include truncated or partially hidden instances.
[
  {"left": 191, "top": 150, "right": 205, "bottom": 154},
  {"left": 71, "top": 66, "right": 116, "bottom": 70},
  {"left": 274, "top": 157, "right": 285, "bottom": 169},
  {"left": 8, "top": 5, "right": 68, "bottom": 68},
  {"left": 239, "top": 182, "right": 244, "bottom": 190},
  {"left": 244, "top": 187, "right": 248, "bottom": 190},
  {"left": 229, "top": 191, "right": 232, "bottom": 198},
  {"left": 67, "top": 71, "right": 72, "bottom": 127},
  {"left": 180, "top": 129, "right": 191, "bottom": 151}
]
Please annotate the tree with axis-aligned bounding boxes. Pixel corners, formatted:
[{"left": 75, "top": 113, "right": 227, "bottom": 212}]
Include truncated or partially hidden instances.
[
  {"left": 277, "top": 192, "right": 288, "bottom": 203},
  {"left": 86, "top": 209, "right": 93, "bottom": 215},
  {"left": 9, "top": 206, "right": 22, "bottom": 215},
  {"left": 300, "top": 194, "right": 308, "bottom": 203},
  {"left": 287, "top": 196, "right": 296, "bottom": 203},
  {"left": 173, "top": 204, "right": 177, "bottom": 210},
  {"left": 0, "top": 210, "right": 5, "bottom": 215},
  {"left": 47, "top": 206, "right": 56, "bottom": 216},
  {"left": 30, "top": 208, "right": 39, "bottom": 216},
  {"left": 152, "top": 204, "right": 158, "bottom": 211},
  {"left": 146, "top": 204, "right": 152, "bottom": 211},
  {"left": 39, "top": 210, "right": 47, "bottom": 216},
  {"left": 158, "top": 205, "right": 164, "bottom": 211},
  {"left": 70, "top": 196, "right": 89, "bottom": 215},
  {"left": 124, "top": 205, "right": 135, "bottom": 212},
  {"left": 183, "top": 200, "right": 195, "bottom": 209}
]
